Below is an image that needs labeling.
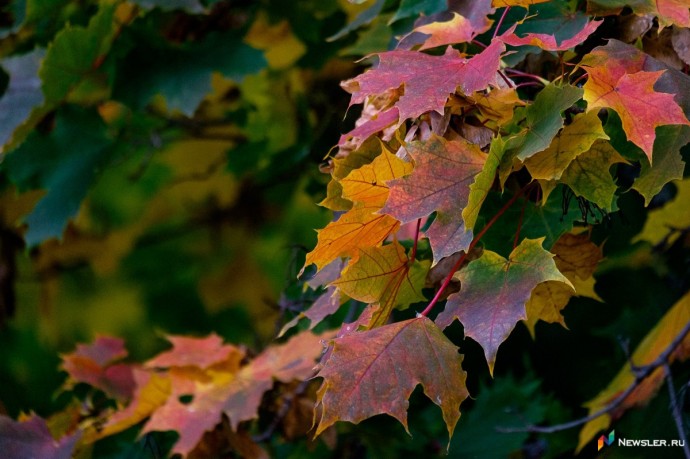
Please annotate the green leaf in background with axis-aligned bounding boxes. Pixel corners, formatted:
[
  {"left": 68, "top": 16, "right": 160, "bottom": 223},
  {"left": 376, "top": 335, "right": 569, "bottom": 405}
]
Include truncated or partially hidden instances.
[
  {"left": 130, "top": 0, "right": 206, "bottom": 14},
  {"left": 3, "top": 107, "right": 111, "bottom": 246},
  {"left": 390, "top": 0, "right": 446, "bottom": 23},
  {"left": 328, "top": 0, "right": 385, "bottom": 41},
  {"left": 113, "top": 32, "right": 266, "bottom": 116},
  {"left": 39, "top": 2, "right": 125, "bottom": 104}
]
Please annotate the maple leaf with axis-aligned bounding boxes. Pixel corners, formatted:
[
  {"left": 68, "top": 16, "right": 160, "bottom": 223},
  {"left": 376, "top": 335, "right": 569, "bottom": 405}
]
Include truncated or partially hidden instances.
[
  {"left": 138, "top": 330, "right": 328, "bottom": 457},
  {"left": 524, "top": 232, "right": 603, "bottom": 335},
  {"left": 332, "top": 241, "right": 429, "bottom": 328},
  {"left": 470, "top": 88, "right": 525, "bottom": 127},
  {"left": 523, "top": 111, "right": 609, "bottom": 181},
  {"left": 382, "top": 135, "right": 487, "bottom": 264},
  {"left": 321, "top": 138, "right": 382, "bottom": 211},
  {"left": 306, "top": 141, "right": 412, "bottom": 273},
  {"left": 412, "top": 13, "right": 483, "bottom": 50},
  {"left": 340, "top": 148, "right": 414, "bottom": 208},
  {"left": 304, "top": 206, "right": 400, "bottom": 273},
  {"left": 343, "top": 39, "right": 505, "bottom": 123},
  {"left": 503, "top": 84, "right": 584, "bottom": 161},
  {"left": 463, "top": 137, "right": 505, "bottom": 232},
  {"left": 141, "top": 365, "right": 240, "bottom": 457},
  {"left": 580, "top": 60, "right": 690, "bottom": 162},
  {"left": 0, "top": 415, "right": 81, "bottom": 459},
  {"left": 500, "top": 19, "right": 602, "bottom": 51},
  {"left": 577, "top": 290, "right": 690, "bottom": 451},
  {"left": 221, "top": 330, "right": 332, "bottom": 430},
  {"left": 435, "top": 238, "right": 571, "bottom": 374},
  {"left": 559, "top": 140, "right": 629, "bottom": 211},
  {"left": 61, "top": 335, "right": 135, "bottom": 401},
  {"left": 314, "top": 316, "right": 468, "bottom": 443},
  {"left": 632, "top": 125, "right": 690, "bottom": 205},
  {"left": 82, "top": 369, "right": 169, "bottom": 444},
  {"left": 145, "top": 333, "right": 242, "bottom": 370}
]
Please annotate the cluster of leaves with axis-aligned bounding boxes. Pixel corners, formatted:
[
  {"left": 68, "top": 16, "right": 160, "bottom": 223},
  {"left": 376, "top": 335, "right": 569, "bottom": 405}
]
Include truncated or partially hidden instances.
[{"left": 1, "top": 0, "right": 690, "bottom": 458}]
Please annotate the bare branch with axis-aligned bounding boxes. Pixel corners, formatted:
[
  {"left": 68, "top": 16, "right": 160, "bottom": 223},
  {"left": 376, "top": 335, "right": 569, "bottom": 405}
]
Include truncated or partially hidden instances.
[
  {"left": 664, "top": 364, "right": 690, "bottom": 459},
  {"left": 497, "top": 319, "right": 690, "bottom": 434}
]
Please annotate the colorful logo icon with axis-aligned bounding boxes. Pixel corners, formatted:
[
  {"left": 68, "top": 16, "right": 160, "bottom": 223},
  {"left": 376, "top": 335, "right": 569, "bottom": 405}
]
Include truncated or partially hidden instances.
[{"left": 598, "top": 430, "right": 615, "bottom": 451}]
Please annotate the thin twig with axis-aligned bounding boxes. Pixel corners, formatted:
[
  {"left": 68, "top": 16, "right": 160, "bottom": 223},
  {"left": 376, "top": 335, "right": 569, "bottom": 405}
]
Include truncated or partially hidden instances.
[
  {"left": 497, "top": 319, "right": 690, "bottom": 434},
  {"left": 493, "top": 6, "right": 511, "bottom": 40},
  {"left": 252, "top": 377, "right": 314, "bottom": 443},
  {"left": 419, "top": 184, "right": 530, "bottom": 317},
  {"left": 664, "top": 364, "right": 690, "bottom": 458}
]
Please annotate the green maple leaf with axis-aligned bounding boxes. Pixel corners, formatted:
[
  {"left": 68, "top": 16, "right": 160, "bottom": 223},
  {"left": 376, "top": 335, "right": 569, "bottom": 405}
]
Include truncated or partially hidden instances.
[{"left": 435, "top": 238, "right": 571, "bottom": 375}]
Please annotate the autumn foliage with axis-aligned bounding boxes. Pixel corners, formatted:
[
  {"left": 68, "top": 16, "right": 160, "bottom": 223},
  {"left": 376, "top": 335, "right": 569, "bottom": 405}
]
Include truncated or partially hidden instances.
[{"left": 1, "top": 0, "right": 690, "bottom": 458}]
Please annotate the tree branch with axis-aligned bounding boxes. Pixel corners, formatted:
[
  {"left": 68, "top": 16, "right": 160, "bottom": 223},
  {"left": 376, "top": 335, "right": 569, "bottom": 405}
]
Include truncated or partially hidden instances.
[
  {"left": 497, "top": 319, "right": 690, "bottom": 434},
  {"left": 664, "top": 364, "right": 690, "bottom": 458}
]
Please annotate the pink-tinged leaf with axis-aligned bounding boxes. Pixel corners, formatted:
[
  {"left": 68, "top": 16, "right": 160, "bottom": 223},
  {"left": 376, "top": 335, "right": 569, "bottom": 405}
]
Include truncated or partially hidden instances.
[
  {"left": 343, "top": 39, "right": 505, "bottom": 122},
  {"left": 339, "top": 108, "right": 399, "bottom": 148},
  {"left": 145, "top": 333, "right": 244, "bottom": 370},
  {"left": 141, "top": 330, "right": 330, "bottom": 456},
  {"left": 581, "top": 66, "right": 690, "bottom": 162},
  {"left": 304, "top": 287, "right": 340, "bottom": 330},
  {"left": 382, "top": 135, "right": 487, "bottom": 263},
  {"left": 314, "top": 316, "right": 468, "bottom": 444},
  {"left": 453, "top": 0, "right": 495, "bottom": 36},
  {"left": 435, "top": 238, "right": 571, "bottom": 375},
  {"left": 280, "top": 286, "right": 342, "bottom": 335},
  {"left": 142, "top": 369, "right": 240, "bottom": 458},
  {"left": 222, "top": 330, "right": 332, "bottom": 429},
  {"left": 0, "top": 415, "right": 81, "bottom": 459},
  {"left": 61, "top": 336, "right": 135, "bottom": 401},
  {"left": 500, "top": 20, "right": 602, "bottom": 51}
]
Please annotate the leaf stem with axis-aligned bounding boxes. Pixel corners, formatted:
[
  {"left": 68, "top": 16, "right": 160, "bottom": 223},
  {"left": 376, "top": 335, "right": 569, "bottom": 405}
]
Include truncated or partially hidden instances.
[
  {"left": 571, "top": 72, "right": 588, "bottom": 87},
  {"left": 505, "top": 68, "right": 549, "bottom": 85},
  {"left": 493, "top": 7, "right": 511, "bottom": 40},
  {"left": 419, "top": 184, "right": 529, "bottom": 317},
  {"left": 410, "top": 219, "right": 422, "bottom": 263}
]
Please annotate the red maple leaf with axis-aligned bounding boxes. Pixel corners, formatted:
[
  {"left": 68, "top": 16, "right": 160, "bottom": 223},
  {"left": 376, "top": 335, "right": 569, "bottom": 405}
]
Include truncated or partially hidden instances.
[
  {"left": 314, "top": 316, "right": 468, "bottom": 443},
  {"left": 581, "top": 63, "right": 690, "bottom": 162},
  {"left": 343, "top": 39, "right": 505, "bottom": 123},
  {"left": 500, "top": 19, "right": 602, "bottom": 51},
  {"left": 61, "top": 335, "right": 135, "bottom": 401},
  {"left": 381, "top": 135, "right": 487, "bottom": 263}
]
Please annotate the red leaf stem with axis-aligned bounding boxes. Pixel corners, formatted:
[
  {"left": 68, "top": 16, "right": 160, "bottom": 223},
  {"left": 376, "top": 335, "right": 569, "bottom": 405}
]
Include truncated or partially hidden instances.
[
  {"left": 410, "top": 218, "right": 422, "bottom": 263},
  {"left": 419, "top": 183, "right": 530, "bottom": 317},
  {"left": 493, "top": 6, "right": 511, "bottom": 40}
]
